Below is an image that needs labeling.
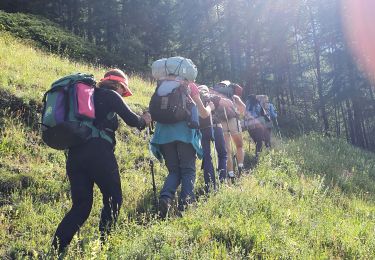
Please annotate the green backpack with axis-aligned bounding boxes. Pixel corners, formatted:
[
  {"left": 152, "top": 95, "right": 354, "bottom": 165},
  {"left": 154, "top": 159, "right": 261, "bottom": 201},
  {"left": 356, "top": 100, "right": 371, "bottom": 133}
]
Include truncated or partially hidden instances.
[{"left": 41, "top": 73, "right": 113, "bottom": 150}]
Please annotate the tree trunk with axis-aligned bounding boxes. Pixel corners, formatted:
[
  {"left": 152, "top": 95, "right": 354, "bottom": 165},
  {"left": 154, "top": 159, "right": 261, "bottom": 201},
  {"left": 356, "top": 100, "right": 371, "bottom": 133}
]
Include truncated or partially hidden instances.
[
  {"left": 309, "top": 7, "right": 329, "bottom": 133},
  {"left": 346, "top": 99, "right": 356, "bottom": 145},
  {"left": 340, "top": 102, "right": 350, "bottom": 142},
  {"left": 335, "top": 103, "right": 340, "bottom": 137}
]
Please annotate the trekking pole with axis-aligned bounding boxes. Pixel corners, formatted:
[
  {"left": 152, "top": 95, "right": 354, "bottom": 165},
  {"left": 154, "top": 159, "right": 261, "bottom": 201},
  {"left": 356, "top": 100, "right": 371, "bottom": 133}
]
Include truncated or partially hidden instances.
[
  {"left": 231, "top": 96, "right": 242, "bottom": 177},
  {"left": 223, "top": 107, "right": 237, "bottom": 181},
  {"left": 147, "top": 125, "right": 158, "bottom": 210},
  {"left": 209, "top": 113, "right": 219, "bottom": 191},
  {"left": 275, "top": 118, "right": 282, "bottom": 141},
  {"left": 150, "top": 159, "right": 158, "bottom": 209}
]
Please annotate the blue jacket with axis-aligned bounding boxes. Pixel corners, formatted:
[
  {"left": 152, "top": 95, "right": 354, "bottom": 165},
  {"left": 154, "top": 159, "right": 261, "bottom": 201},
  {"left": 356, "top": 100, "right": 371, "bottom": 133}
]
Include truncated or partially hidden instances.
[
  {"left": 150, "top": 121, "right": 203, "bottom": 162},
  {"left": 265, "top": 103, "right": 277, "bottom": 119}
]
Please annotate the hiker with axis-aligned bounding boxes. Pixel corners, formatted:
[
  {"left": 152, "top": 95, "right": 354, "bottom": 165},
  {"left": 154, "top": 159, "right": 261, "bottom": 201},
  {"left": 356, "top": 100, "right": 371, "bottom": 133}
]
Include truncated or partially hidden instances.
[
  {"left": 245, "top": 94, "right": 267, "bottom": 158},
  {"left": 52, "top": 69, "right": 151, "bottom": 253},
  {"left": 213, "top": 81, "right": 246, "bottom": 178},
  {"left": 149, "top": 74, "right": 215, "bottom": 218},
  {"left": 198, "top": 85, "right": 228, "bottom": 193},
  {"left": 257, "top": 95, "right": 277, "bottom": 148}
]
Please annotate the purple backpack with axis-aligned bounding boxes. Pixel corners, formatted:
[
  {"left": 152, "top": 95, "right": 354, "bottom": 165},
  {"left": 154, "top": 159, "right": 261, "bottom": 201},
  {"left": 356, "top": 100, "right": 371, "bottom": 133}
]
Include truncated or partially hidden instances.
[{"left": 41, "top": 73, "right": 112, "bottom": 150}]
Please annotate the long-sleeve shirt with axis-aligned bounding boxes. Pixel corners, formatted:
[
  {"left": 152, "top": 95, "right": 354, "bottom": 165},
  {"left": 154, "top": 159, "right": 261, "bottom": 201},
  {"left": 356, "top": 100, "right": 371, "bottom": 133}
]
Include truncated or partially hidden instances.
[{"left": 93, "top": 88, "right": 146, "bottom": 143}]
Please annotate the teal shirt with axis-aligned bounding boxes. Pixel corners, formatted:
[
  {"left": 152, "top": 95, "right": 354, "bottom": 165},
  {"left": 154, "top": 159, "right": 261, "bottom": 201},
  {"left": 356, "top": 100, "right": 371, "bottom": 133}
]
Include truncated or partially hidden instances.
[{"left": 150, "top": 121, "right": 203, "bottom": 162}]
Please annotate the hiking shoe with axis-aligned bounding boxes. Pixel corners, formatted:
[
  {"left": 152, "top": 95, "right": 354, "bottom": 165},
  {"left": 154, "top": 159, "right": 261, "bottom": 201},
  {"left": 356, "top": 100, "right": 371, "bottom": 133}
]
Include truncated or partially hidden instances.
[
  {"left": 228, "top": 171, "right": 235, "bottom": 178},
  {"left": 159, "top": 196, "right": 172, "bottom": 219}
]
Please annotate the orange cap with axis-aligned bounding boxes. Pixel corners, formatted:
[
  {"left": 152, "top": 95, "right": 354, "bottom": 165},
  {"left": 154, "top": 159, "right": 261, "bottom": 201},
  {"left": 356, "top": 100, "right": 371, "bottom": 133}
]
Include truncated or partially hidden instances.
[{"left": 100, "top": 75, "right": 132, "bottom": 97}]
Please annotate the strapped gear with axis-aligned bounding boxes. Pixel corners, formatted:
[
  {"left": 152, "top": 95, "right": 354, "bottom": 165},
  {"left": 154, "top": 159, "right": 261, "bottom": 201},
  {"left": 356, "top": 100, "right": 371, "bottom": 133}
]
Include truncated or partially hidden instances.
[
  {"left": 41, "top": 73, "right": 113, "bottom": 150},
  {"left": 149, "top": 79, "right": 199, "bottom": 128}
]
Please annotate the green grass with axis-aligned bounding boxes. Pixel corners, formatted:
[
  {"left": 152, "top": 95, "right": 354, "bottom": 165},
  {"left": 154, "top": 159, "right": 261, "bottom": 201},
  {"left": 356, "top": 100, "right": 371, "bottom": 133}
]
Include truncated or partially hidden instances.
[
  {"left": 0, "top": 31, "right": 152, "bottom": 108},
  {"left": 1, "top": 20, "right": 375, "bottom": 259},
  {"left": 282, "top": 134, "right": 375, "bottom": 199},
  {"left": 0, "top": 31, "right": 103, "bottom": 101}
]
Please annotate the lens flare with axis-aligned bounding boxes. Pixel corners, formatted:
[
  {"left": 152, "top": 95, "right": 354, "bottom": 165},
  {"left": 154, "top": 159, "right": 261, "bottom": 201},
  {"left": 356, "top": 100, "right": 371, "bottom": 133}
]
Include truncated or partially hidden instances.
[{"left": 343, "top": 0, "right": 375, "bottom": 81}]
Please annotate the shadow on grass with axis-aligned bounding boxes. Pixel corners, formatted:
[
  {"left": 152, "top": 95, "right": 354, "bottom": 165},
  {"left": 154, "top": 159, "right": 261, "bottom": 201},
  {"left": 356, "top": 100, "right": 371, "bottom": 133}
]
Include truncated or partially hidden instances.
[{"left": 0, "top": 89, "right": 42, "bottom": 129}]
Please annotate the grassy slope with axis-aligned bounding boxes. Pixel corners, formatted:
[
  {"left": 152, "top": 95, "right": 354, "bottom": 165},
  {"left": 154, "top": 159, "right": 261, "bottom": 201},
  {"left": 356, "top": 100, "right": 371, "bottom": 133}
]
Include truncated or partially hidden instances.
[
  {"left": 1, "top": 23, "right": 375, "bottom": 259},
  {"left": 0, "top": 11, "right": 116, "bottom": 66}
]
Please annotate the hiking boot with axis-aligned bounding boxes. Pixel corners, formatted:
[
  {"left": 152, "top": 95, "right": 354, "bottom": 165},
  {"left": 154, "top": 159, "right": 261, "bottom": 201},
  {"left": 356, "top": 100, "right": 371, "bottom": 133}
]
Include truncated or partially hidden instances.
[{"left": 159, "top": 196, "right": 172, "bottom": 219}]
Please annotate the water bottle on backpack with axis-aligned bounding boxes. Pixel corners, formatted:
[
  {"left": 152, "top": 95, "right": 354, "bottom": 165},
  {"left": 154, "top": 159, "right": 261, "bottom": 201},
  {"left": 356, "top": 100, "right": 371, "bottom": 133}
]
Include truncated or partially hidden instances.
[{"left": 187, "top": 103, "right": 199, "bottom": 129}]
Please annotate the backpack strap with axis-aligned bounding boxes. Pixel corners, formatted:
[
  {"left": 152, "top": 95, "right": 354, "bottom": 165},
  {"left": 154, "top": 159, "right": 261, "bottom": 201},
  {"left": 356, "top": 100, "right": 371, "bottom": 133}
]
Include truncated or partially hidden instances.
[
  {"left": 89, "top": 125, "right": 114, "bottom": 144},
  {"left": 41, "top": 91, "right": 50, "bottom": 127},
  {"left": 89, "top": 112, "right": 116, "bottom": 145},
  {"left": 63, "top": 86, "right": 70, "bottom": 121},
  {"left": 164, "top": 58, "right": 185, "bottom": 76}
]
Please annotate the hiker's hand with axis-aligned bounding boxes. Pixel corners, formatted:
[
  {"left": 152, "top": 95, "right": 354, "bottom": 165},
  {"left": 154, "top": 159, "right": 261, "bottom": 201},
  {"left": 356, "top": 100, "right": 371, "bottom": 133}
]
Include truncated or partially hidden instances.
[
  {"left": 141, "top": 112, "right": 152, "bottom": 125},
  {"left": 208, "top": 101, "right": 215, "bottom": 111}
]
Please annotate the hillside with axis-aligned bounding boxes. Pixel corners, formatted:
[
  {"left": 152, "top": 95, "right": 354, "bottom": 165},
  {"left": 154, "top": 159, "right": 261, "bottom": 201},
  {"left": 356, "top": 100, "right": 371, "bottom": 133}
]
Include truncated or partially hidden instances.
[
  {"left": 1, "top": 17, "right": 375, "bottom": 259},
  {"left": 0, "top": 11, "right": 116, "bottom": 66}
]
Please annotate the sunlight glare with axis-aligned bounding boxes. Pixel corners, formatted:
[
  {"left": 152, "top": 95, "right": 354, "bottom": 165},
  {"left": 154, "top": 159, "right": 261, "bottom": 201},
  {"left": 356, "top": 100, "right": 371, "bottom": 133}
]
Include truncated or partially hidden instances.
[{"left": 343, "top": 0, "right": 375, "bottom": 82}]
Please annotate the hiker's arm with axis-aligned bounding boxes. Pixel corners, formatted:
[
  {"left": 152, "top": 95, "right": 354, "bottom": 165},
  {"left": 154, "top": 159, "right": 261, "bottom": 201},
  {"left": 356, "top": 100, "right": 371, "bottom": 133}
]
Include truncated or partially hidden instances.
[
  {"left": 192, "top": 93, "right": 214, "bottom": 119},
  {"left": 190, "top": 83, "right": 214, "bottom": 118},
  {"left": 232, "top": 95, "right": 246, "bottom": 115},
  {"left": 110, "top": 91, "right": 148, "bottom": 130}
]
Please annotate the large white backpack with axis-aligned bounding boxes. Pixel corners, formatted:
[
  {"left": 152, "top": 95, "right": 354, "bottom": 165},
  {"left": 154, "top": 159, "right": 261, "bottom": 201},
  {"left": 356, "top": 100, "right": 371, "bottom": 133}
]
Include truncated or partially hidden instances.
[{"left": 151, "top": 56, "right": 198, "bottom": 81}]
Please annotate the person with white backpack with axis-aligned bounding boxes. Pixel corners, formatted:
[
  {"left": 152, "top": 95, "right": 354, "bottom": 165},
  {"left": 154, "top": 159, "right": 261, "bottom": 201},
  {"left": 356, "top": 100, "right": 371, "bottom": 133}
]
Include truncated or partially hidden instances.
[{"left": 149, "top": 57, "right": 215, "bottom": 218}]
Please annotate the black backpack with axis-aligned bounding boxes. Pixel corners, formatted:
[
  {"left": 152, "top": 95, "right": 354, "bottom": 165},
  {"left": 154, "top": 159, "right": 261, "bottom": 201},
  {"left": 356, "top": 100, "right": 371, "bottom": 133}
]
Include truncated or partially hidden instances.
[{"left": 149, "top": 80, "right": 192, "bottom": 124}]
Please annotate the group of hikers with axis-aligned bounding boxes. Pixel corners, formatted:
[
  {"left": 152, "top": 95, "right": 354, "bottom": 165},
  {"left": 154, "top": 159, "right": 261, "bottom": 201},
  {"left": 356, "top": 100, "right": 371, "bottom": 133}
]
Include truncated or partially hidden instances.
[{"left": 41, "top": 57, "right": 277, "bottom": 253}]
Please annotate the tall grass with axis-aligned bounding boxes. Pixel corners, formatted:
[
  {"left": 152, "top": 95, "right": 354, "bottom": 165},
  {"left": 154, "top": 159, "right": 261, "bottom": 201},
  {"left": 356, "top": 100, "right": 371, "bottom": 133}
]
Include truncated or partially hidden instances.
[
  {"left": 282, "top": 134, "right": 375, "bottom": 198},
  {"left": 0, "top": 31, "right": 103, "bottom": 101},
  {"left": 0, "top": 31, "right": 153, "bottom": 107}
]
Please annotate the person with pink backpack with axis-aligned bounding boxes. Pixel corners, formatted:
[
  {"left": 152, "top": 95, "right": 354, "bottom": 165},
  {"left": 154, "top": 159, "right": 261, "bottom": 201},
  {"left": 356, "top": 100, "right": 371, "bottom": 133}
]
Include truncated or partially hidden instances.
[{"left": 51, "top": 69, "right": 151, "bottom": 253}]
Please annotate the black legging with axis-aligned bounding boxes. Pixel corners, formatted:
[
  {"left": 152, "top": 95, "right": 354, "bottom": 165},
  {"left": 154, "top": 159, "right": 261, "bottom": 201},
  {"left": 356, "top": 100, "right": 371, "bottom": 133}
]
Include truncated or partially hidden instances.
[
  {"left": 248, "top": 128, "right": 265, "bottom": 157},
  {"left": 52, "top": 138, "right": 122, "bottom": 252},
  {"left": 264, "top": 128, "right": 272, "bottom": 148}
]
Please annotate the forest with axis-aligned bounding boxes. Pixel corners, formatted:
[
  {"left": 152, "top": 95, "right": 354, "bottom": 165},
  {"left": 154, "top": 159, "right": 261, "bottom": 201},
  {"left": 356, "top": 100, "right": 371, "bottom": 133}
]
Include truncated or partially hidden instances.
[{"left": 1, "top": 0, "right": 375, "bottom": 150}]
